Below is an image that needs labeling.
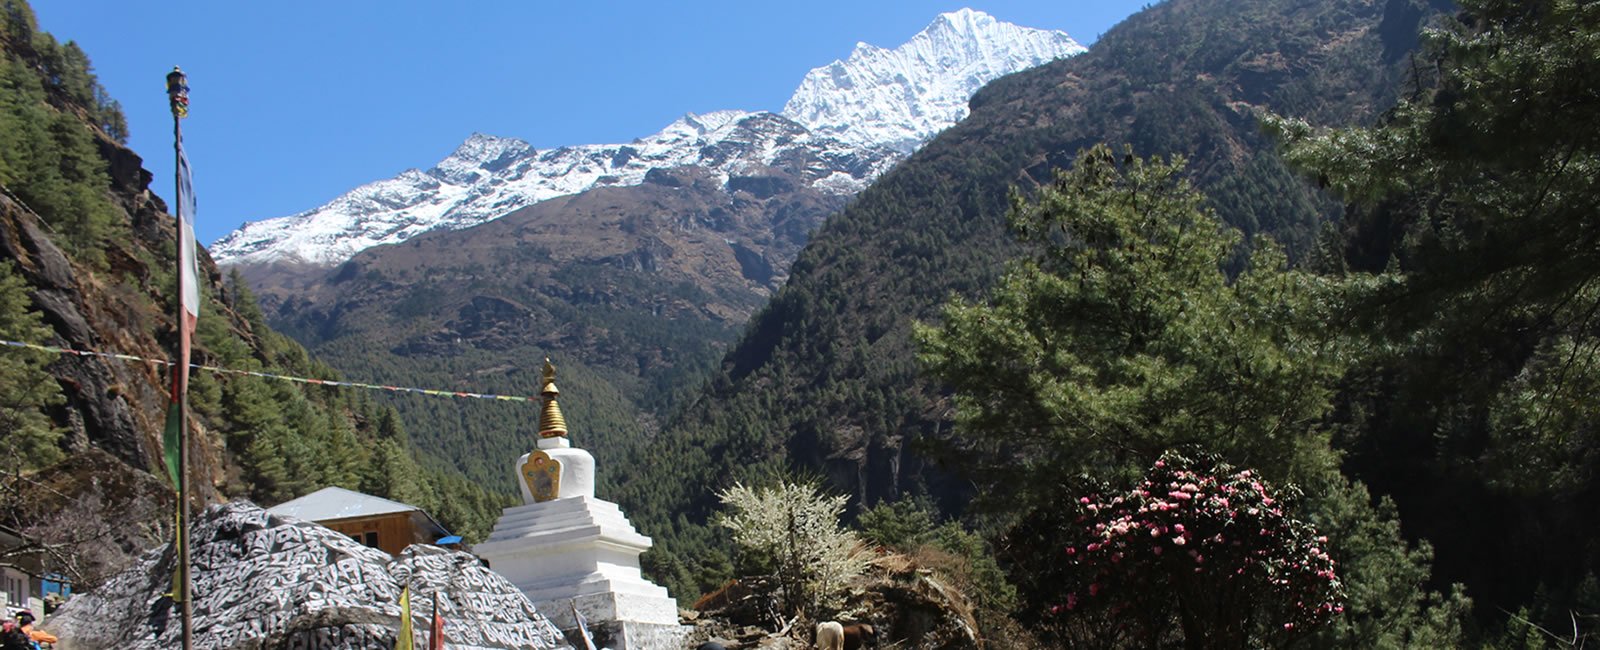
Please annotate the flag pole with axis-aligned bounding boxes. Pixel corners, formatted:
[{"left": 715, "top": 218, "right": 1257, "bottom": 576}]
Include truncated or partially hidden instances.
[{"left": 165, "top": 65, "right": 194, "bottom": 650}]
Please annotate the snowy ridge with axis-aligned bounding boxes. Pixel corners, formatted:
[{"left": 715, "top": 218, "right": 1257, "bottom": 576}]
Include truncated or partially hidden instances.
[
  {"left": 783, "top": 8, "right": 1085, "bottom": 152},
  {"left": 212, "top": 9, "right": 1084, "bottom": 268},
  {"left": 212, "top": 114, "right": 897, "bottom": 266}
]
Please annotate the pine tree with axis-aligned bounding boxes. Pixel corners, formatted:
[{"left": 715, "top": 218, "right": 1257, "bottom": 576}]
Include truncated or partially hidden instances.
[
  {"left": 916, "top": 147, "right": 1464, "bottom": 644},
  {"left": 915, "top": 146, "right": 1346, "bottom": 492},
  {"left": 0, "top": 260, "right": 62, "bottom": 468},
  {"left": 1269, "top": 0, "right": 1600, "bottom": 629}
]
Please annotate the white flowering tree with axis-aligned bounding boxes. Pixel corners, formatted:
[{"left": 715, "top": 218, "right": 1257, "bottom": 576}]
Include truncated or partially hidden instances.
[{"left": 718, "top": 480, "right": 869, "bottom": 617}]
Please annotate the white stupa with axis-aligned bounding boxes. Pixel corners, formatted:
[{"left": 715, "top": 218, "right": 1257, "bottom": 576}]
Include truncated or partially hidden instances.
[{"left": 475, "top": 359, "right": 686, "bottom": 649}]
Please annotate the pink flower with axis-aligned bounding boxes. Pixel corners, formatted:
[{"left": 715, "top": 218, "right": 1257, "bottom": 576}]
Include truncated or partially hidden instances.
[
  {"left": 1173, "top": 524, "right": 1186, "bottom": 534},
  {"left": 1067, "top": 593, "right": 1079, "bottom": 610},
  {"left": 1089, "top": 583, "right": 1101, "bottom": 596},
  {"left": 1284, "top": 623, "right": 1295, "bottom": 631},
  {"left": 1079, "top": 497, "right": 1091, "bottom": 505},
  {"left": 1155, "top": 460, "right": 1165, "bottom": 468},
  {"left": 1153, "top": 546, "right": 1164, "bottom": 555},
  {"left": 1172, "top": 536, "right": 1187, "bottom": 546},
  {"left": 1066, "top": 546, "right": 1077, "bottom": 556}
]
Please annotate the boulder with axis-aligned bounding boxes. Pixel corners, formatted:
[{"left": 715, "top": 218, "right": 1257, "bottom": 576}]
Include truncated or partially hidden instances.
[{"left": 47, "top": 501, "right": 569, "bottom": 649}]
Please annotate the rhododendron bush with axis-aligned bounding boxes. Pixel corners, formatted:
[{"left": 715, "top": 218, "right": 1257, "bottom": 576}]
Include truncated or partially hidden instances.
[{"left": 1014, "top": 452, "right": 1345, "bottom": 647}]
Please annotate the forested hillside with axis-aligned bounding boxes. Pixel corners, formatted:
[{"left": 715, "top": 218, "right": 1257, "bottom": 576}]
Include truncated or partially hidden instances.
[
  {"left": 0, "top": 0, "right": 507, "bottom": 587},
  {"left": 260, "top": 164, "right": 851, "bottom": 494},
  {"left": 623, "top": 0, "right": 1600, "bottom": 643},
  {"left": 621, "top": 0, "right": 1446, "bottom": 598},
  {"left": 1268, "top": 0, "right": 1600, "bottom": 634}
]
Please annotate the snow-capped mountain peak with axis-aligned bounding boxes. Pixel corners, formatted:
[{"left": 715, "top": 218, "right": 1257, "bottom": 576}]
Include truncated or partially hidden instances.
[
  {"left": 431, "top": 133, "right": 532, "bottom": 184},
  {"left": 782, "top": 8, "right": 1085, "bottom": 153},
  {"left": 211, "top": 9, "right": 1086, "bottom": 268}
]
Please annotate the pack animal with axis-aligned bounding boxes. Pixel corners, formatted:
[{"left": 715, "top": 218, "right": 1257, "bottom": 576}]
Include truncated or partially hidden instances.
[
  {"left": 815, "top": 621, "right": 844, "bottom": 650},
  {"left": 842, "top": 623, "right": 876, "bottom": 649}
]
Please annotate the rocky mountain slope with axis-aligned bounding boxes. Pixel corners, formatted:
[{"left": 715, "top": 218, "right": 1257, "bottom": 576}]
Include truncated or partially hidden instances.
[
  {"left": 210, "top": 9, "right": 1084, "bottom": 271},
  {"left": 264, "top": 162, "right": 852, "bottom": 488}
]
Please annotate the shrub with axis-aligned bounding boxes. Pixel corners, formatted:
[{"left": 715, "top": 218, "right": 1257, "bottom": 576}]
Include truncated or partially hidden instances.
[
  {"left": 717, "top": 480, "right": 868, "bottom": 617},
  {"left": 1021, "top": 451, "right": 1345, "bottom": 647}
]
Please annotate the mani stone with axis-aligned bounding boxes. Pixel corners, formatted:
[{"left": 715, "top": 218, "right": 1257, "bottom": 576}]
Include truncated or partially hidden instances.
[
  {"left": 476, "top": 361, "right": 685, "bottom": 649},
  {"left": 45, "top": 501, "right": 569, "bottom": 650}
]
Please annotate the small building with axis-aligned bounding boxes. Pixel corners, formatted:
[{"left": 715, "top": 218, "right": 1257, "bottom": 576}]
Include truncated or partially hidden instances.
[
  {"left": 0, "top": 525, "right": 46, "bottom": 617},
  {"left": 267, "top": 487, "right": 451, "bottom": 557}
]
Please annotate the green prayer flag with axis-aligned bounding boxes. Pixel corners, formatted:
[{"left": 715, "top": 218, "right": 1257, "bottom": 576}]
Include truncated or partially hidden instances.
[{"left": 163, "top": 401, "right": 181, "bottom": 486}]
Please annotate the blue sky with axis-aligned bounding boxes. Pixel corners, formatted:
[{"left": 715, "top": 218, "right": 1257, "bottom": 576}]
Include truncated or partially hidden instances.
[{"left": 35, "top": 1, "right": 1150, "bottom": 245}]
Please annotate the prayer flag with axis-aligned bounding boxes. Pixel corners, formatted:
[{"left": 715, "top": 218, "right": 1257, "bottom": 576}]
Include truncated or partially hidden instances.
[
  {"left": 572, "top": 601, "right": 597, "bottom": 650},
  {"left": 428, "top": 597, "right": 444, "bottom": 650},
  {"left": 163, "top": 140, "right": 199, "bottom": 486},
  {"left": 395, "top": 586, "right": 415, "bottom": 650}
]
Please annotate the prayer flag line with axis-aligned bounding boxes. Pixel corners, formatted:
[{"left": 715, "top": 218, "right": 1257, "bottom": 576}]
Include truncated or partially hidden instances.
[{"left": 0, "top": 338, "right": 539, "bottom": 403}]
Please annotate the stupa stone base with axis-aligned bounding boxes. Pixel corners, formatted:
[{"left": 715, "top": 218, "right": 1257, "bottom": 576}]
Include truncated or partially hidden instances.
[
  {"left": 538, "top": 593, "right": 688, "bottom": 650},
  {"left": 477, "top": 496, "right": 681, "bottom": 649}
]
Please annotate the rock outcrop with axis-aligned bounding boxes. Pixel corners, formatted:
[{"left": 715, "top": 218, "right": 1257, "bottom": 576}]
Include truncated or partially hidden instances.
[
  {"left": 684, "top": 554, "right": 980, "bottom": 650},
  {"left": 48, "top": 502, "right": 570, "bottom": 650}
]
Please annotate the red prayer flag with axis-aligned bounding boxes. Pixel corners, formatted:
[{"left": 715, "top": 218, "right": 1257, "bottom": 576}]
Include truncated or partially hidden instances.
[{"left": 428, "top": 597, "right": 444, "bottom": 650}]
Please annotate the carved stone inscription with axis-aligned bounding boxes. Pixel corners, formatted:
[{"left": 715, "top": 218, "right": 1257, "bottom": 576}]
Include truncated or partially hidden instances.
[{"left": 45, "top": 502, "right": 570, "bottom": 650}]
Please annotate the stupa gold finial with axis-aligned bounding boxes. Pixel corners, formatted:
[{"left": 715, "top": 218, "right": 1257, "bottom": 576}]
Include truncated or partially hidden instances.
[{"left": 537, "top": 357, "right": 567, "bottom": 438}]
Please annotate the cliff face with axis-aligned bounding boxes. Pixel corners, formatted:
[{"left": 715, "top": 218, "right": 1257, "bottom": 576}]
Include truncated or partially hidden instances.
[
  {"left": 3, "top": 135, "right": 211, "bottom": 483},
  {"left": 0, "top": 105, "right": 237, "bottom": 586}
]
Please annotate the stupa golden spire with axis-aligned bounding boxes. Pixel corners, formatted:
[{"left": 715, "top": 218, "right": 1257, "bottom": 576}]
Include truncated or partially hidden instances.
[{"left": 537, "top": 357, "right": 567, "bottom": 438}]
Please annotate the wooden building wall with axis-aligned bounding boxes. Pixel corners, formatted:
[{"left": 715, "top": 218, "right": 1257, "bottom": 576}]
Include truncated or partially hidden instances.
[{"left": 321, "top": 513, "right": 421, "bottom": 557}]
